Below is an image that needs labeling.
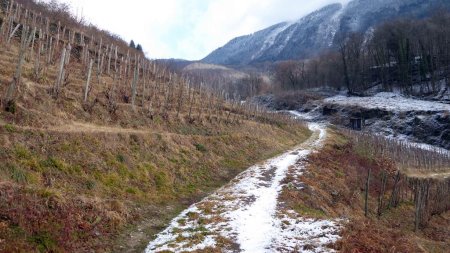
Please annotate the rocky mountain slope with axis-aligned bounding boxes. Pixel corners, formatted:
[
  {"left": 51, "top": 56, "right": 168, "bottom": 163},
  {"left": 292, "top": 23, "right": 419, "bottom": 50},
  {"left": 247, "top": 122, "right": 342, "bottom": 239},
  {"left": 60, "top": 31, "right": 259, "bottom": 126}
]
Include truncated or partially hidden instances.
[{"left": 203, "top": 0, "right": 450, "bottom": 66}]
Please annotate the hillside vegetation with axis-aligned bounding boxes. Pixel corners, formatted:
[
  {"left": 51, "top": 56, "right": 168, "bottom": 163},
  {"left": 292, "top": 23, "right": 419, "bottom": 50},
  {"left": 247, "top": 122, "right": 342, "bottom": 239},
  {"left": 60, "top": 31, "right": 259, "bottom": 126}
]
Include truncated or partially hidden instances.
[
  {"left": 280, "top": 128, "right": 450, "bottom": 252},
  {"left": 0, "top": 1, "right": 311, "bottom": 252}
]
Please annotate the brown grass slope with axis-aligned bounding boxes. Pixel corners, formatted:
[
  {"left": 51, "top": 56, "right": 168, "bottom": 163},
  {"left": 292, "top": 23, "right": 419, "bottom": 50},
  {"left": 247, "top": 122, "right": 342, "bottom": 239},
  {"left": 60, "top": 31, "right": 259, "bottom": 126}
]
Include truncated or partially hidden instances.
[
  {"left": 0, "top": 3, "right": 312, "bottom": 253},
  {"left": 280, "top": 129, "right": 449, "bottom": 253}
]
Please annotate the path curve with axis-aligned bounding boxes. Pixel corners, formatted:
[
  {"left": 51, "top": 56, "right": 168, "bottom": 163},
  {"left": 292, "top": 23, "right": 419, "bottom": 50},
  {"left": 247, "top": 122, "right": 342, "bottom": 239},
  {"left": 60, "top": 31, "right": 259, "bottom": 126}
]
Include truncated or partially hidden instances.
[{"left": 145, "top": 123, "right": 343, "bottom": 252}]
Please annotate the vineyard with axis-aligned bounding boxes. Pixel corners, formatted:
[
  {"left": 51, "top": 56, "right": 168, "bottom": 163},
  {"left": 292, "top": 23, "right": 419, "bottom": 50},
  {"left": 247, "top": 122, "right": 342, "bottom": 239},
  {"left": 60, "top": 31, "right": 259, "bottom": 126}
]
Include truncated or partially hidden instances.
[
  {"left": 0, "top": 0, "right": 293, "bottom": 128},
  {"left": 343, "top": 129, "right": 450, "bottom": 230}
]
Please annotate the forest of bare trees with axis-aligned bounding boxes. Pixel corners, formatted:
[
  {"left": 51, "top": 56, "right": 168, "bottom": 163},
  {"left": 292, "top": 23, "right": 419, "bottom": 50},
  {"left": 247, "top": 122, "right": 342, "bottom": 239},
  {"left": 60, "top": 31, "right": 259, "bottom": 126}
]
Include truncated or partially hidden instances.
[{"left": 275, "top": 11, "right": 450, "bottom": 97}]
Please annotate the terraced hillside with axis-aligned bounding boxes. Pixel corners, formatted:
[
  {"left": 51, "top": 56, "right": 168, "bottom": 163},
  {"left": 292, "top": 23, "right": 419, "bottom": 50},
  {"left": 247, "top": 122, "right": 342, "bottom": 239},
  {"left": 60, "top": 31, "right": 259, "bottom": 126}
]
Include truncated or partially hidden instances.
[{"left": 0, "top": 1, "right": 311, "bottom": 252}]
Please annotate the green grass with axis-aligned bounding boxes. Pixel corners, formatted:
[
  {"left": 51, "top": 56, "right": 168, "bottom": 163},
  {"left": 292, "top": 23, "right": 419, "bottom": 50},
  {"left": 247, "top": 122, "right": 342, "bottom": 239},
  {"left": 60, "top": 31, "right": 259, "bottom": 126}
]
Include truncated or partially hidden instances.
[
  {"left": 126, "top": 187, "right": 138, "bottom": 195},
  {"left": 294, "top": 204, "right": 327, "bottom": 218},
  {"left": 103, "top": 172, "right": 122, "bottom": 188},
  {"left": 194, "top": 143, "right": 207, "bottom": 152},
  {"left": 14, "top": 145, "right": 31, "bottom": 159},
  {"left": 8, "top": 165, "right": 29, "bottom": 183},
  {"left": 154, "top": 171, "right": 169, "bottom": 191},
  {"left": 116, "top": 153, "right": 126, "bottom": 163},
  {"left": 29, "top": 232, "right": 57, "bottom": 253},
  {"left": 40, "top": 157, "right": 67, "bottom": 172},
  {"left": 221, "top": 158, "right": 244, "bottom": 168},
  {"left": 4, "top": 124, "right": 17, "bottom": 133}
]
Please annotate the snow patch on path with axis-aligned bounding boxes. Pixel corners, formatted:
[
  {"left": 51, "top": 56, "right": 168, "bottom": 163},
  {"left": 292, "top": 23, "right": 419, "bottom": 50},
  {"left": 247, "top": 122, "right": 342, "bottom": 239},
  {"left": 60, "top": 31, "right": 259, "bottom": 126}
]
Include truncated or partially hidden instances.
[
  {"left": 230, "top": 153, "right": 300, "bottom": 252},
  {"left": 145, "top": 123, "right": 342, "bottom": 252}
]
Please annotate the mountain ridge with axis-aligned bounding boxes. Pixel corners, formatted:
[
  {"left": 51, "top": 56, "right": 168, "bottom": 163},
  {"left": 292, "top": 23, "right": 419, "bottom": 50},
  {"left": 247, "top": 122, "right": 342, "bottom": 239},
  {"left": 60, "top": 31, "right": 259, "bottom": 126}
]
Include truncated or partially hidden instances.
[{"left": 202, "top": 0, "right": 450, "bottom": 66}]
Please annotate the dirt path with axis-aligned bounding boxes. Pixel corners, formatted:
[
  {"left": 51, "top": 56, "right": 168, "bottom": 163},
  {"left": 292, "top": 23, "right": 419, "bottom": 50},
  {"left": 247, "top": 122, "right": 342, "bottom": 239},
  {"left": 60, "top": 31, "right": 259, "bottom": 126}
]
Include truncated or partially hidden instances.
[
  {"left": 47, "top": 122, "right": 151, "bottom": 134},
  {"left": 1, "top": 121, "right": 152, "bottom": 135},
  {"left": 144, "top": 123, "right": 343, "bottom": 252}
]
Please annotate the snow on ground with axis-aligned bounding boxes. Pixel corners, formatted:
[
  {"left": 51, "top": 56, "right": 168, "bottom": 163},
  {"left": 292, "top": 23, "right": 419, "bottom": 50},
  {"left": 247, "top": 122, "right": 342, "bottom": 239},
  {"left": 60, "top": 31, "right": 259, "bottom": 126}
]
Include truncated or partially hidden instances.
[
  {"left": 324, "top": 92, "right": 450, "bottom": 112},
  {"left": 252, "top": 22, "right": 293, "bottom": 60},
  {"left": 288, "top": 110, "right": 316, "bottom": 121},
  {"left": 145, "top": 123, "right": 343, "bottom": 252},
  {"left": 289, "top": 110, "right": 450, "bottom": 161}
]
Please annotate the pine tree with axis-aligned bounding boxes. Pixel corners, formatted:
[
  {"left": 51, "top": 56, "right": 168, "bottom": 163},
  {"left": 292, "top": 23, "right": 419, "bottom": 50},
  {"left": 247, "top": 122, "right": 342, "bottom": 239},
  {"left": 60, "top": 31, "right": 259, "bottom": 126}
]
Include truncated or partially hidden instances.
[
  {"left": 129, "top": 40, "right": 136, "bottom": 49},
  {"left": 136, "top": 44, "right": 143, "bottom": 52}
]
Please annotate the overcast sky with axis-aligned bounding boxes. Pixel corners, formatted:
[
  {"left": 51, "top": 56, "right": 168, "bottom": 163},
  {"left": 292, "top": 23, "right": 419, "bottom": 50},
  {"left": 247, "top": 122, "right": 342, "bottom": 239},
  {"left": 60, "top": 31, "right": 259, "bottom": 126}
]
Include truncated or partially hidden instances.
[{"left": 42, "top": 0, "right": 350, "bottom": 60}]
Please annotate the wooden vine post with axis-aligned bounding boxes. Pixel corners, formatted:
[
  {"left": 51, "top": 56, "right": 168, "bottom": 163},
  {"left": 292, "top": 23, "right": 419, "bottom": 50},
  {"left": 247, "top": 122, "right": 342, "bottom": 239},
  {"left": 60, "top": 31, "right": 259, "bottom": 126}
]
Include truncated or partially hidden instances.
[
  {"left": 84, "top": 59, "right": 94, "bottom": 102},
  {"left": 4, "top": 25, "right": 34, "bottom": 110},
  {"left": 365, "top": 168, "right": 371, "bottom": 217},
  {"left": 53, "top": 44, "right": 67, "bottom": 98},
  {"left": 131, "top": 55, "right": 139, "bottom": 107}
]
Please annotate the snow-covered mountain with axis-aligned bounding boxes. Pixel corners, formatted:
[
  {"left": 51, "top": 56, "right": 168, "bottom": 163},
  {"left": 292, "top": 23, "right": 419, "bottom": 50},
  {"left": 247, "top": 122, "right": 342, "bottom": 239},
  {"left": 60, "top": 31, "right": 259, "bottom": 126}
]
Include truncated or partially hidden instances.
[{"left": 202, "top": 0, "right": 450, "bottom": 66}]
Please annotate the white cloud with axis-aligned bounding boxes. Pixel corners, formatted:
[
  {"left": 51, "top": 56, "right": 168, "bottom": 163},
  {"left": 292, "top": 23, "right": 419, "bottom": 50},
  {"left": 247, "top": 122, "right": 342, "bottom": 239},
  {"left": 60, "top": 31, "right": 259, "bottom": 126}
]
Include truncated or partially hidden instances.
[{"left": 42, "top": 0, "right": 350, "bottom": 60}]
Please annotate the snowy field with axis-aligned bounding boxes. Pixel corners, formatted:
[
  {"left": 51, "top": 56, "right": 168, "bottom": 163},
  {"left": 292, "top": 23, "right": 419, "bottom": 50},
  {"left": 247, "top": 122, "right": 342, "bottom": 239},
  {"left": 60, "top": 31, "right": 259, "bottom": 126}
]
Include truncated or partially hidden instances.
[
  {"left": 145, "top": 123, "right": 343, "bottom": 252},
  {"left": 324, "top": 92, "right": 450, "bottom": 112}
]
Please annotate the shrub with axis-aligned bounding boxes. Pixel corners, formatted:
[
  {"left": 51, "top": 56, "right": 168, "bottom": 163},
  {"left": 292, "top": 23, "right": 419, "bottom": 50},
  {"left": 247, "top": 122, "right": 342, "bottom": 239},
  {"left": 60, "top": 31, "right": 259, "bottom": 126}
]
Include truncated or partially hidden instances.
[
  {"left": 85, "top": 180, "right": 96, "bottom": 190},
  {"left": 130, "top": 134, "right": 140, "bottom": 144},
  {"left": 194, "top": 143, "right": 207, "bottom": 152},
  {"left": 116, "top": 154, "right": 125, "bottom": 163}
]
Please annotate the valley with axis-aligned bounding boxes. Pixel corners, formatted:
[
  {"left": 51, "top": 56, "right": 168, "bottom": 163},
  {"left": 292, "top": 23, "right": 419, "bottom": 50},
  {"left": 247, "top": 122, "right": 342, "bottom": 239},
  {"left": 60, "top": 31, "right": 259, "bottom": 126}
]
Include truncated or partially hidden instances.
[{"left": 0, "top": 0, "right": 449, "bottom": 252}]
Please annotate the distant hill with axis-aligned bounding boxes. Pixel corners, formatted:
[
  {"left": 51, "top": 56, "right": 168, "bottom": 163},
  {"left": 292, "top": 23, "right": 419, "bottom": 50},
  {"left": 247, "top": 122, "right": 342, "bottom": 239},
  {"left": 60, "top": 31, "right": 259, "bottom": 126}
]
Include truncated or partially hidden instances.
[{"left": 183, "top": 62, "right": 248, "bottom": 80}]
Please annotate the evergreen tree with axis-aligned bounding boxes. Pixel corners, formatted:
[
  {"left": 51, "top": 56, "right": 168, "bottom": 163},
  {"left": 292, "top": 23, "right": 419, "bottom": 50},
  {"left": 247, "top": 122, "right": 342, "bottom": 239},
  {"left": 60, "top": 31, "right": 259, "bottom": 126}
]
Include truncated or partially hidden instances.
[
  {"left": 129, "top": 40, "right": 136, "bottom": 49},
  {"left": 136, "top": 44, "right": 143, "bottom": 52}
]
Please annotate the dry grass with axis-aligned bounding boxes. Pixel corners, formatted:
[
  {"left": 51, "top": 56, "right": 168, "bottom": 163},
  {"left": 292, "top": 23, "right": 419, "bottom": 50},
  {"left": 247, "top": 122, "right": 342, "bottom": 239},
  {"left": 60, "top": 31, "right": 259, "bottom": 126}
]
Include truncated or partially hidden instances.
[
  {"left": 280, "top": 129, "right": 450, "bottom": 252},
  {"left": 0, "top": 28, "right": 312, "bottom": 253},
  {"left": 0, "top": 118, "right": 310, "bottom": 252}
]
